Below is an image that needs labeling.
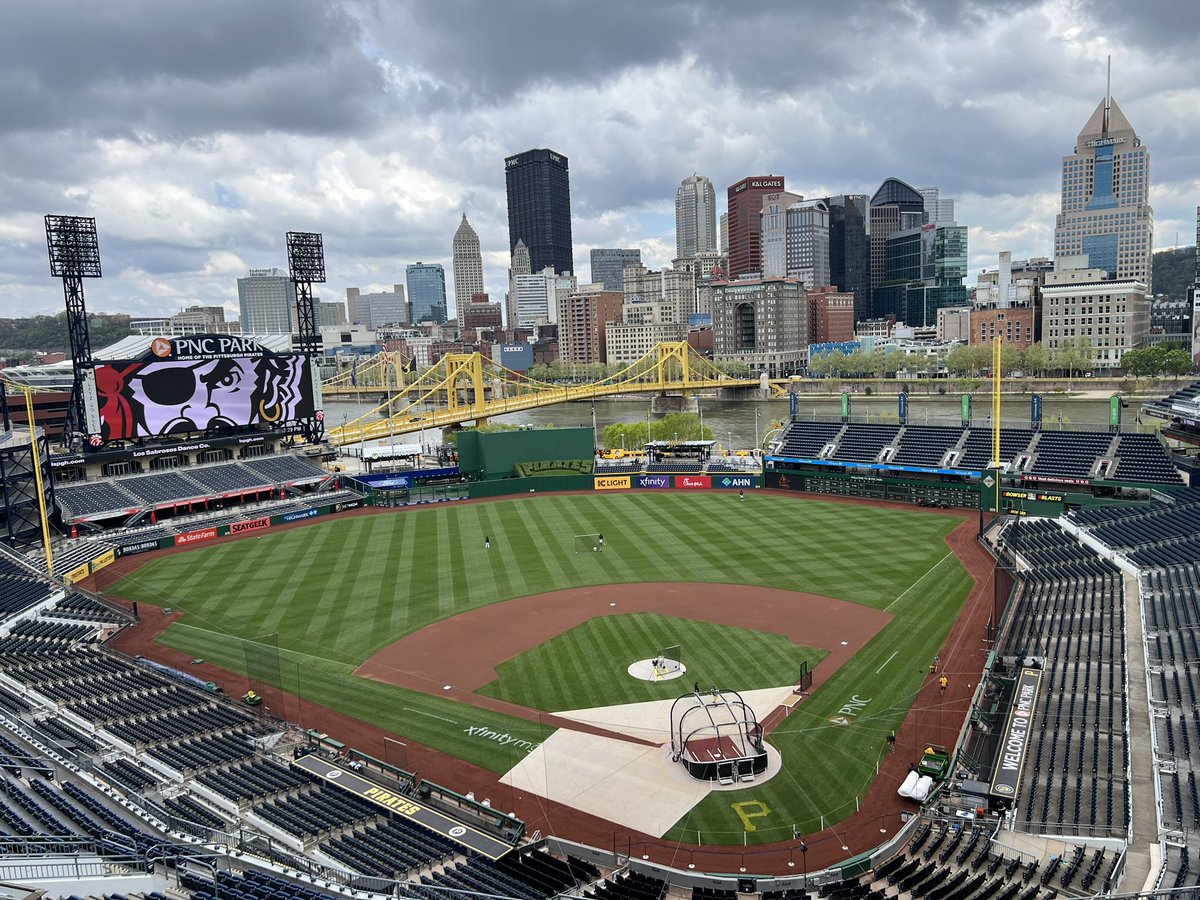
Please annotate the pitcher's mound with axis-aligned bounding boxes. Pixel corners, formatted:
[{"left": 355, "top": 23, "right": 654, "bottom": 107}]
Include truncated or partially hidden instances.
[{"left": 627, "top": 658, "right": 687, "bottom": 682}]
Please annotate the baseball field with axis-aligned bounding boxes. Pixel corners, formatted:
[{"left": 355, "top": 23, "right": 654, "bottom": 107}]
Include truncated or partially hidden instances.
[{"left": 109, "top": 491, "right": 973, "bottom": 844}]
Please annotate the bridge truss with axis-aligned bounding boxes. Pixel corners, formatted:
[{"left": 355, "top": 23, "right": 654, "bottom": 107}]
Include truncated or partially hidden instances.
[{"left": 325, "top": 342, "right": 758, "bottom": 447}]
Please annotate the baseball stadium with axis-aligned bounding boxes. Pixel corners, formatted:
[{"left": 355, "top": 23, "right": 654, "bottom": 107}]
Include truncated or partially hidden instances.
[{"left": 2, "top": 220, "right": 1200, "bottom": 900}]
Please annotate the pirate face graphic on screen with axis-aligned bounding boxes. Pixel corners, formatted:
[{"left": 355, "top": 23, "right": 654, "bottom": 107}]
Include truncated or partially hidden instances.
[{"left": 95, "top": 354, "right": 310, "bottom": 440}]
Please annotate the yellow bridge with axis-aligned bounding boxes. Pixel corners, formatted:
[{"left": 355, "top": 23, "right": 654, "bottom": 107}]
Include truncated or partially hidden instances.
[{"left": 324, "top": 342, "right": 760, "bottom": 446}]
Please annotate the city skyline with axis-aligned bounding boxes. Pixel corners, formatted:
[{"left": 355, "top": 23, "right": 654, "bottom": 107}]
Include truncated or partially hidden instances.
[{"left": 0, "top": 0, "right": 1196, "bottom": 320}]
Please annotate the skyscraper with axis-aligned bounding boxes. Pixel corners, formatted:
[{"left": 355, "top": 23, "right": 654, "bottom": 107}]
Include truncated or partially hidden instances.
[
  {"left": 869, "top": 178, "right": 926, "bottom": 317},
  {"left": 406, "top": 263, "right": 448, "bottom": 323},
  {"left": 506, "top": 240, "right": 531, "bottom": 329},
  {"left": 726, "top": 175, "right": 785, "bottom": 278},
  {"left": 826, "top": 195, "right": 870, "bottom": 321},
  {"left": 785, "top": 199, "right": 830, "bottom": 289},
  {"left": 1053, "top": 86, "right": 1153, "bottom": 290},
  {"left": 237, "top": 268, "right": 296, "bottom": 334},
  {"left": 589, "top": 248, "right": 642, "bottom": 292},
  {"left": 675, "top": 174, "right": 717, "bottom": 259},
  {"left": 505, "top": 148, "right": 574, "bottom": 276},
  {"left": 451, "top": 214, "right": 484, "bottom": 316}
]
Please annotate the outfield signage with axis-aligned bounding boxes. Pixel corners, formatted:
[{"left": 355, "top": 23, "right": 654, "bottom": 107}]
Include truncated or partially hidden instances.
[
  {"left": 990, "top": 667, "right": 1042, "bottom": 799},
  {"left": 334, "top": 499, "right": 361, "bottom": 512},
  {"left": 674, "top": 475, "right": 711, "bottom": 489},
  {"left": 230, "top": 515, "right": 271, "bottom": 535},
  {"left": 292, "top": 755, "right": 511, "bottom": 860},
  {"left": 63, "top": 563, "right": 92, "bottom": 585},
  {"left": 119, "top": 538, "right": 160, "bottom": 557},
  {"left": 635, "top": 475, "right": 670, "bottom": 489},
  {"left": 281, "top": 508, "right": 319, "bottom": 523},
  {"left": 89, "top": 549, "right": 116, "bottom": 574},
  {"left": 765, "top": 456, "right": 982, "bottom": 478},
  {"left": 1022, "top": 474, "right": 1090, "bottom": 486},
  {"left": 713, "top": 475, "right": 755, "bottom": 489},
  {"left": 594, "top": 476, "right": 631, "bottom": 491},
  {"left": 176, "top": 527, "right": 218, "bottom": 547},
  {"left": 368, "top": 476, "right": 410, "bottom": 489}
]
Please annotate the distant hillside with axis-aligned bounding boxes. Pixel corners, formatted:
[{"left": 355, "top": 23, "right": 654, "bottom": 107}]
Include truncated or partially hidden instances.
[
  {"left": 1153, "top": 246, "right": 1197, "bottom": 300},
  {"left": 0, "top": 313, "right": 132, "bottom": 358}
]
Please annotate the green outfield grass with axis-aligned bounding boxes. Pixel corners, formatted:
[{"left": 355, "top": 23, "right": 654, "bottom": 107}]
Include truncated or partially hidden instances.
[
  {"left": 112, "top": 491, "right": 974, "bottom": 843},
  {"left": 477, "top": 612, "right": 828, "bottom": 711}
]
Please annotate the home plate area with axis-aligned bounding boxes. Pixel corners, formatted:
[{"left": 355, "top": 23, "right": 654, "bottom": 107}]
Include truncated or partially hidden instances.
[{"left": 499, "top": 686, "right": 791, "bottom": 837}]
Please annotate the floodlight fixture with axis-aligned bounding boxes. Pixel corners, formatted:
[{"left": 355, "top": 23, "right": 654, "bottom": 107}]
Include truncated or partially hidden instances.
[{"left": 45, "top": 215, "right": 102, "bottom": 278}]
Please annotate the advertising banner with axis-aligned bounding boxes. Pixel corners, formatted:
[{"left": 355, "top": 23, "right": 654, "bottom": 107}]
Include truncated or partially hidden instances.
[
  {"left": 1110, "top": 394, "right": 1122, "bottom": 431},
  {"left": 990, "top": 667, "right": 1042, "bottom": 799},
  {"left": 635, "top": 474, "right": 671, "bottom": 489},
  {"left": 841, "top": 391, "right": 851, "bottom": 423},
  {"left": 1031, "top": 394, "right": 1042, "bottom": 430},
  {"left": 63, "top": 563, "right": 92, "bottom": 585},
  {"left": 281, "top": 508, "right": 319, "bottom": 524},
  {"left": 229, "top": 516, "right": 271, "bottom": 536},
  {"left": 118, "top": 538, "right": 161, "bottom": 557},
  {"left": 898, "top": 391, "right": 908, "bottom": 425},
  {"left": 90, "top": 334, "right": 317, "bottom": 442},
  {"left": 334, "top": 499, "right": 361, "bottom": 512},
  {"left": 175, "top": 527, "right": 219, "bottom": 547},
  {"left": 789, "top": 391, "right": 798, "bottom": 421},
  {"left": 712, "top": 475, "right": 756, "bottom": 489},
  {"left": 594, "top": 476, "right": 631, "bottom": 491},
  {"left": 89, "top": 549, "right": 117, "bottom": 574},
  {"left": 961, "top": 393, "right": 972, "bottom": 427},
  {"left": 674, "top": 475, "right": 712, "bottom": 489}
]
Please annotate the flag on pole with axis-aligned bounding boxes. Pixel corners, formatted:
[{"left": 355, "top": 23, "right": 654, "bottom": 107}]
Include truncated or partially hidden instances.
[{"left": 350, "top": 357, "right": 358, "bottom": 387}]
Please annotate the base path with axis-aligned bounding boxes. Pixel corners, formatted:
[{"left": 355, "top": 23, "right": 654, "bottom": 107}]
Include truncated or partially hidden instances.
[
  {"left": 355, "top": 583, "right": 892, "bottom": 712},
  {"left": 101, "top": 494, "right": 997, "bottom": 875}
]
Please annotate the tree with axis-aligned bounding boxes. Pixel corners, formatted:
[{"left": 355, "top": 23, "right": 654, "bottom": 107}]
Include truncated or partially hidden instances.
[
  {"left": 807, "top": 351, "right": 838, "bottom": 378},
  {"left": 1120, "top": 347, "right": 1157, "bottom": 377},
  {"left": 712, "top": 359, "right": 752, "bottom": 378},
  {"left": 601, "top": 412, "right": 712, "bottom": 450},
  {"left": 946, "top": 345, "right": 977, "bottom": 377},
  {"left": 1021, "top": 342, "right": 1049, "bottom": 377},
  {"left": 1052, "top": 339, "right": 1092, "bottom": 378},
  {"left": 1163, "top": 348, "right": 1195, "bottom": 377}
]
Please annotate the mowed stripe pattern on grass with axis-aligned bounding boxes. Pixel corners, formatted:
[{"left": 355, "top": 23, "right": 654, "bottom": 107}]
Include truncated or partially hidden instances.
[
  {"left": 477, "top": 613, "right": 829, "bottom": 712},
  {"left": 118, "top": 493, "right": 970, "bottom": 830},
  {"left": 663, "top": 553, "right": 973, "bottom": 844},
  {"left": 114, "top": 493, "right": 954, "bottom": 668}
]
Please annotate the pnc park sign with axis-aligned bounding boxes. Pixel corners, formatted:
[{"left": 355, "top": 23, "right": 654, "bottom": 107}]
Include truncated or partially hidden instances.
[{"left": 989, "top": 667, "right": 1042, "bottom": 799}]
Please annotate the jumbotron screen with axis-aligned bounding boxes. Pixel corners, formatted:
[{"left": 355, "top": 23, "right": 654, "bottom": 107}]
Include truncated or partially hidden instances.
[{"left": 87, "top": 335, "right": 320, "bottom": 442}]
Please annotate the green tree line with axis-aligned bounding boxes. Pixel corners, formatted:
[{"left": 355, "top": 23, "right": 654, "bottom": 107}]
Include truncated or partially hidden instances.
[
  {"left": 808, "top": 338, "right": 1194, "bottom": 379},
  {"left": 0, "top": 313, "right": 134, "bottom": 358}
]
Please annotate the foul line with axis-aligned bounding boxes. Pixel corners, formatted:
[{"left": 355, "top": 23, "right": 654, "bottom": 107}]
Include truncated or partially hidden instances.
[
  {"left": 401, "top": 707, "right": 458, "bottom": 724},
  {"left": 884, "top": 550, "right": 955, "bottom": 612},
  {"left": 874, "top": 650, "right": 900, "bottom": 674}
]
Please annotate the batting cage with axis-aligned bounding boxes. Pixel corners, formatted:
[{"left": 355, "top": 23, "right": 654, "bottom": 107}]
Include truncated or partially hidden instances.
[{"left": 669, "top": 687, "right": 767, "bottom": 783}]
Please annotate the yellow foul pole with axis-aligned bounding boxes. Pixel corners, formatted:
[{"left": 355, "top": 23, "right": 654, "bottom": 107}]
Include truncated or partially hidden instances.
[
  {"left": 21, "top": 386, "right": 55, "bottom": 577},
  {"left": 992, "top": 336, "right": 1002, "bottom": 515}
]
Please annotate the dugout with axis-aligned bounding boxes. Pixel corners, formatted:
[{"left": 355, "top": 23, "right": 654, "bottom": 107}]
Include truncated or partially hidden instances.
[{"left": 458, "top": 427, "right": 595, "bottom": 481}]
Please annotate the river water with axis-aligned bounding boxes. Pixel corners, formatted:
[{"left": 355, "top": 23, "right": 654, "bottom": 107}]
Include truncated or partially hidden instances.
[{"left": 325, "top": 393, "right": 1140, "bottom": 450}]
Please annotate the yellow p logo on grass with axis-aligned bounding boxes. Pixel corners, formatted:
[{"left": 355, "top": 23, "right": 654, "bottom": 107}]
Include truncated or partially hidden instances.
[{"left": 731, "top": 800, "right": 771, "bottom": 832}]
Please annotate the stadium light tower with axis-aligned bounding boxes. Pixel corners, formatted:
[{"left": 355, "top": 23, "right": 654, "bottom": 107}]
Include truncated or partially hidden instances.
[
  {"left": 44, "top": 214, "right": 102, "bottom": 444},
  {"left": 286, "top": 231, "right": 326, "bottom": 442}
]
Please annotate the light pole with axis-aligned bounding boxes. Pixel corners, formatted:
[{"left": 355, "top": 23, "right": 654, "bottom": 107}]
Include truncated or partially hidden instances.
[
  {"left": 800, "top": 841, "right": 808, "bottom": 887},
  {"left": 754, "top": 406, "right": 761, "bottom": 451}
]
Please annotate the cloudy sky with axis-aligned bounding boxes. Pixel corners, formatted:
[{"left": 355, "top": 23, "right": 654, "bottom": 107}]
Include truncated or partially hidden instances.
[{"left": 2, "top": 0, "right": 1197, "bottom": 322}]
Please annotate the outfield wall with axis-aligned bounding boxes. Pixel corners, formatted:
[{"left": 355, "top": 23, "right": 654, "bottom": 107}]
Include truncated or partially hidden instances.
[{"left": 110, "top": 497, "right": 364, "bottom": 559}]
